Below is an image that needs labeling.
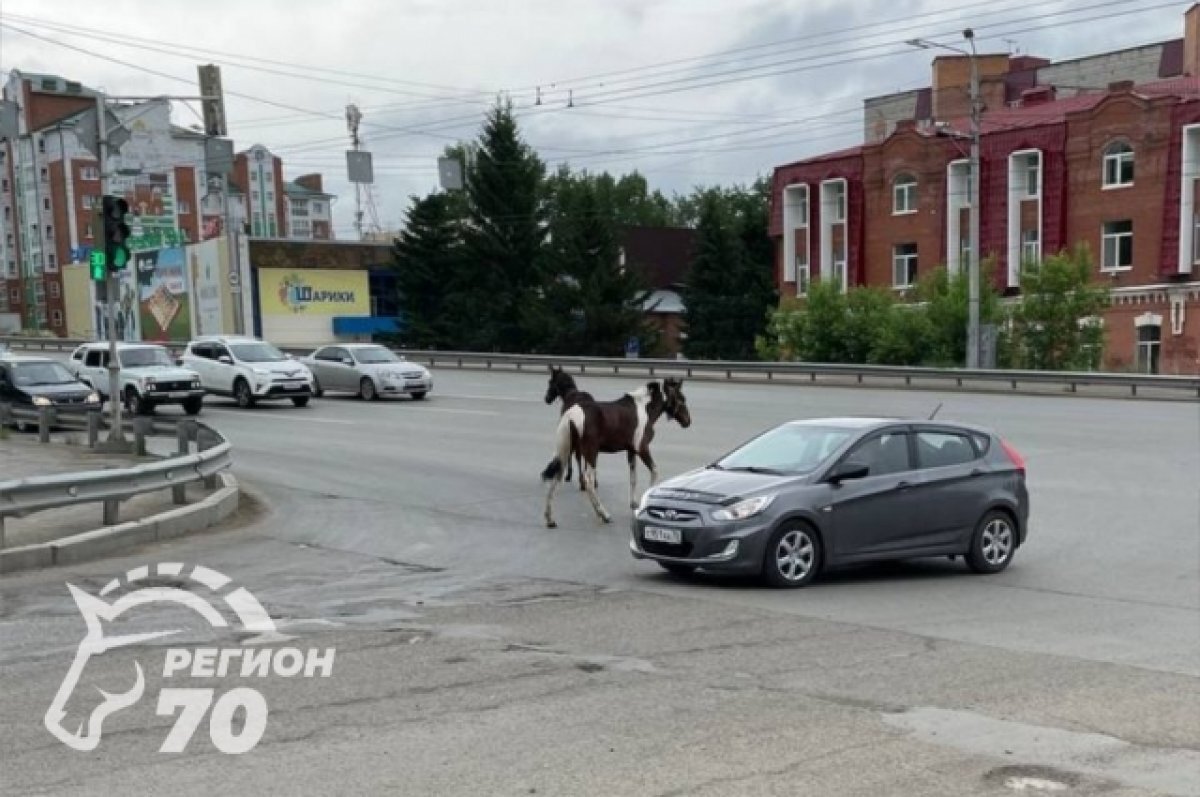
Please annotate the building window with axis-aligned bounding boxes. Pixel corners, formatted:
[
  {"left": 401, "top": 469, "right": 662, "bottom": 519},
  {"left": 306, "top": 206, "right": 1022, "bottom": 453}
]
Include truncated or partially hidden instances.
[
  {"left": 45, "top": 225, "right": 53, "bottom": 241},
  {"left": 893, "top": 243, "right": 918, "bottom": 287},
  {"left": 51, "top": 309, "right": 63, "bottom": 327},
  {"left": 796, "top": 258, "right": 810, "bottom": 296},
  {"left": 81, "top": 166, "right": 99, "bottom": 181},
  {"left": 1136, "top": 323, "right": 1160, "bottom": 374},
  {"left": 893, "top": 173, "right": 917, "bottom": 214},
  {"left": 291, "top": 199, "right": 309, "bottom": 217},
  {"left": 40, "top": 167, "right": 48, "bottom": 182},
  {"left": 43, "top": 197, "right": 51, "bottom": 211},
  {"left": 1193, "top": 214, "right": 1200, "bottom": 265},
  {"left": 1102, "top": 142, "right": 1134, "bottom": 187},
  {"left": 49, "top": 280, "right": 60, "bottom": 298},
  {"left": 46, "top": 253, "right": 56, "bottom": 271},
  {"left": 1024, "top": 154, "right": 1040, "bottom": 198},
  {"left": 1021, "top": 229, "right": 1040, "bottom": 265},
  {"left": 9, "top": 287, "right": 18, "bottom": 302},
  {"left": 1101, "top": 220, "right": 1133, "bottom": 270},
  {"left": 311, "top": 201, "right": 324, "bottom": 214},
  {"left": 82, "top": 195, "right": 96, "bottom": 210},
  {"left": 178, "top": 200, "right": 191, "bottom": 215},
  {"left": 831, "top": 183, "right": 845, "bottom": 222}
]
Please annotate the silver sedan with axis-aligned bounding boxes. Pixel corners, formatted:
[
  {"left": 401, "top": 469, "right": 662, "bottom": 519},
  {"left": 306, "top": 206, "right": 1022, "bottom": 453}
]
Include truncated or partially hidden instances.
[{"left": 300, "top": 344, "right": 433, "bottom": 400}]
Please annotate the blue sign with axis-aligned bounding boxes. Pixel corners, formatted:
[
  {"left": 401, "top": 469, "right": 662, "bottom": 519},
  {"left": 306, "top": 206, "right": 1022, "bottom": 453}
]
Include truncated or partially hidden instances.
[{"left": 625, "top": 336, "right": 640, "bottom": 359}]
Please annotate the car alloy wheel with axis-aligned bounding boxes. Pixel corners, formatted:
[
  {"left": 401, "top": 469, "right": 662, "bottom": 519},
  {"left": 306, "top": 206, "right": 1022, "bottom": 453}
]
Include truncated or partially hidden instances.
[
  {"left": 360, "top": 377, "right": 377, "bottom": 401},
  {"left": 763, "top": 523, "right": 821, "bottom": 588},
  {"left": 966, "top": 510, "right": 1016, "bottom": 574},
  {"left": 234, "top": 379, "right": 255, "bottom": 409}
]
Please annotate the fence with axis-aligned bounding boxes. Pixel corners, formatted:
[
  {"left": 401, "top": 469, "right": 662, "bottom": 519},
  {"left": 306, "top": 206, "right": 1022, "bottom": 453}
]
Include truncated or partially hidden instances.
[
  {"left": 3, "top": 335, "right": 1198, "bottom": 399},
  {"left": 0, "top": 403, "right": 231, "bottom": 550}
]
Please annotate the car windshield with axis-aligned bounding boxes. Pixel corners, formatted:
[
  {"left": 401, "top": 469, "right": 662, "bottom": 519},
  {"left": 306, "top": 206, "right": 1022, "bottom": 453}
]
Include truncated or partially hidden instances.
[
  {"left": 713, "top": 423, "right": 856, "bottom": 474},
  {"left": 11, "top": 362, "right": 77, "bottom": 386},
  {"left": 353, "top": 346, "right": 400, "bottom": 364},
  {"left": 230, "top": 343, "right": 287, "bottom": 363},
  {"left": 119, "top": 348, "right": 174, "bottom": 368}
]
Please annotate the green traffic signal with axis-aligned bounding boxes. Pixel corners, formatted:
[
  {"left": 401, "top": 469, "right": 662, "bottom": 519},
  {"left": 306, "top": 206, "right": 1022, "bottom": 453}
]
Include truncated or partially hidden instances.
[
  {"left": 89, "top": 250, "right": 106, "bottom": 281},
  {"left": 101, "top": 194, "right": 131, "bottom": 272}
]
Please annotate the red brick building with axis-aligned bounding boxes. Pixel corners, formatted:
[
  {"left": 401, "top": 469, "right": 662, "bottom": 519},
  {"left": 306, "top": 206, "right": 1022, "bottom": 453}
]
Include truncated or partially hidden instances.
[{"left": 770, "top": 5, "right": 1200, "bottom": 374}]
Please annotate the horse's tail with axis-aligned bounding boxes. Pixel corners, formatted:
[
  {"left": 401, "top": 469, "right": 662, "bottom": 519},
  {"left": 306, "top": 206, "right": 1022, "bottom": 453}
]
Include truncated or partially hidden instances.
[{"left": 541, "top": 404, "right": 584, "bottom": 482}]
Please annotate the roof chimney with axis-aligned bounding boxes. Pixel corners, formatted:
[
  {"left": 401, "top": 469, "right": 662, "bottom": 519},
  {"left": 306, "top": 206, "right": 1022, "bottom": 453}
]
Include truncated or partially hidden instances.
[{"left": 1187, "top": 3, "right": 1200, "bottom": 76}]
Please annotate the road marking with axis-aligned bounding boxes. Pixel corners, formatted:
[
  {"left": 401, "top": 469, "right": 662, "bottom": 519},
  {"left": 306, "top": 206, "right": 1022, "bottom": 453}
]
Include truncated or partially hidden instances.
[
  {"left": 203, "top": 410, "right": 355, "bottom": 425},
  {"left": 411, "top": 407, "right": 499, "bottom": 416},
  {"left": 438, "top": 393, "right": 541, "bottom": 404}
]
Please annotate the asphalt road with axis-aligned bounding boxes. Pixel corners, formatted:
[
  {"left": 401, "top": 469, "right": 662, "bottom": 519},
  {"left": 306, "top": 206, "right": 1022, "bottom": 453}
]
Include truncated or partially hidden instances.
[{"left": 2, "top": 368, "right": 1197, "bottom": 795}]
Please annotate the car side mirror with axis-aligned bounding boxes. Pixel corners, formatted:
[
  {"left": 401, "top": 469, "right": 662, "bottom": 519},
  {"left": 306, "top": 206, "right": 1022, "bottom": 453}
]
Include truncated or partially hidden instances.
[
  {"left": 218, "top": 355, "right": 233, "bottom": 365},
  {"left": 341, "top": 357, "right": 354, "bottom": 366},
  {"left": 828, "top": 460, "right": 869, "bottom": 484}
]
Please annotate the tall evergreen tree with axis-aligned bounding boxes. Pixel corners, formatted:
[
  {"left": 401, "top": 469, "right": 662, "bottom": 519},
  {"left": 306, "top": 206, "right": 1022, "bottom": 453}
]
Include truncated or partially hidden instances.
[
  {"left": 391, "top": 192, "right": 464, "bottom": 348},
  {"left": 462, "top": 98, "right": 549, "bottom": 351}
]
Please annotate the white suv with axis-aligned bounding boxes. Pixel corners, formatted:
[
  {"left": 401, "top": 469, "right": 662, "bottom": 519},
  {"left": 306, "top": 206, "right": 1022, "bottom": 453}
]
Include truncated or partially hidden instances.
[
  {"left": 67, "top": 341, "right": 205, "bottom": 415},
  {"left": 181, "top": 335, "right": 314, "bottom": 408}
]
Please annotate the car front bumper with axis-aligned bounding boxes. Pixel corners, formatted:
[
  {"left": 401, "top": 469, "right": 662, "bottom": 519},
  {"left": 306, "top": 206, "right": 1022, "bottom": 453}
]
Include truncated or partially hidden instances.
[
  {"left": 629, "top": 509, "right": 773, "bottom": 575},
  {"left": 252, "top": 381, "right": 313, "bottom": 398},
  {"left": 379, "top": 376, "right": 431, "bottom": 394},
  {"left": 145, "top": 387, "right": 206, "bottom": 403}
]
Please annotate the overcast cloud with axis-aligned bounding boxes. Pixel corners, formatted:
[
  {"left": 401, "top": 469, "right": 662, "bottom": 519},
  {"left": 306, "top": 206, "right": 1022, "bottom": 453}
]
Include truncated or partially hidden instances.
[{"left": 0, "top": 1, "right": 1185, "bottom": 236}]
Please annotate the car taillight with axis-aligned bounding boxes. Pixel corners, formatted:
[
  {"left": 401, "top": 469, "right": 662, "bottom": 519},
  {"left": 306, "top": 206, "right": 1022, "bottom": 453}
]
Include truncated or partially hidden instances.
[{"left": 1000, "top": 438, "right": 1025, "bottom": 474}]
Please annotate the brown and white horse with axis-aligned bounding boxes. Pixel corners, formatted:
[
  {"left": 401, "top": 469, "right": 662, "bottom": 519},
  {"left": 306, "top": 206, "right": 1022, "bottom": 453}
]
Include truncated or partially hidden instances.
[
  {"left": 544, "top": 365, "right": 596, "bottom": 489},
  {"left": 540, "top": 378, "right": 691, "bottom": 528}
]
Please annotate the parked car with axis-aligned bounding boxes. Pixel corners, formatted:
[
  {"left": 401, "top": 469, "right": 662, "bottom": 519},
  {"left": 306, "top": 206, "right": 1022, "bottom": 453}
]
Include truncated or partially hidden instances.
[
  {"left": 0, "top": 353, "right": 100, "bottom": 423},
  {"left": 180, "top": 335, "right": 314, "bottom": 408},
  {"left": 630, "top": 416, "right": 1029, "bottom": 588},
  {"left": 299, "top": 343, "right": 432, "bottom": 400},
  {"left": 67, "top": 341, "right": 205, "bottom": 415}
]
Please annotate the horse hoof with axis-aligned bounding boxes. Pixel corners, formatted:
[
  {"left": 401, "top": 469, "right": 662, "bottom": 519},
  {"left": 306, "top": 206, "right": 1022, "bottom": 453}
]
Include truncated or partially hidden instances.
[
  {"left": 629, "top": 501, "right": 638, "bottom": 510},
  {"left": 546, "top": 520, "right": 557, "bottom": 529},
  {"left": 601, "top": 515, "right": 612, "bottom": 524}
]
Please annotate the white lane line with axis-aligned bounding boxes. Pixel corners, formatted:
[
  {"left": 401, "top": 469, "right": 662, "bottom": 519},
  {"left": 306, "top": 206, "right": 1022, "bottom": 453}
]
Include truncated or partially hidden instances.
[
  {"left": 437, "top": 393, "right": 541, "bottom": 403},
  {"left": 203, "top": 410, "right": 356, "bottom": 425},
  {"left": 410, "top": 407, "right": 499, "bottom": 416}
]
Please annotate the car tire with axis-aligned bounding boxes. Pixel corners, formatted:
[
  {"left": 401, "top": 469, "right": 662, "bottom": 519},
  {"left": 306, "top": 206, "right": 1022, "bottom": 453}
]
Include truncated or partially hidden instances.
[
  {"left": 125, "top": 386, "right": 151, "bottom": 416},
  {"left": 658, "top": 562, "right": 695, "bottom": 577},
  {"left": 182, "top": 396, "right": 203, "bottom": 416},
  {"left": 291, "top": 396, "right": 310, "bottom": 408},
  {"left": 761, "top": 521, "right": 822, "bottom": 588},
  {"left": 359, "top": 377, "right": 377, "bottom": 401},
  {"left": 411, "top": 391, "right": 427, "bottom": 400},
  {"left": 234, "top": 378, "right": 255, "bottom": 409},
  {"left": 965, "top": 509, "right": 1017, "bottom": 575}
]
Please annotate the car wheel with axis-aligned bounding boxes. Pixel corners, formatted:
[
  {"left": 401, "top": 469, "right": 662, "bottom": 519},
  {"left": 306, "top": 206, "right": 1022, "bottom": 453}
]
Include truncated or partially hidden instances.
[
  {"left": 359, "top": 377, "right": 377, "bottom": 401},
  {"left": 291, "top": 396, "right": 310, "bottom": 408},
  {"left": 658, "top": 562, "right": 695, "bottom": 577},
  {"left": 966, "top": 509, "right": 1016, "bottom": 574},
  {"left": 234, "top": 378, "right": 255, "bottom": 409},
  {"left": 411, "top": 391, "right": 427, "bottom": 400},
  {"left": 762, "top": 522, "right": 822, "bottom": 588},
  {"left": 182, "top": 396, "right": 203, "bottom": 416},
  {"left": 125, "top": 386, "right": 151, "bottom": 416}
]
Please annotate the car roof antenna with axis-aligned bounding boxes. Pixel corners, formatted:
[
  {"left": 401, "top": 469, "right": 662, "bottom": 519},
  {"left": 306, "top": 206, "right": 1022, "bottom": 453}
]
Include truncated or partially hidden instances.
[{"left": 928, "top": 402, "right": 943, "bottom": 420}]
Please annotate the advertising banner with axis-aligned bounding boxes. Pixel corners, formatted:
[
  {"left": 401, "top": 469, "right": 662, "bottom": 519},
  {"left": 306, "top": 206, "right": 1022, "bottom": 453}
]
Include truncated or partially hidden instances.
[
  {"left": 188, "top": 239, "right": 224, "bottom": 336},
  {"left": 136, "top": 247, "right": 191, "bottom": 343},
  {"left": 258, "top": 268, "right": 369, "bottom": 317}
]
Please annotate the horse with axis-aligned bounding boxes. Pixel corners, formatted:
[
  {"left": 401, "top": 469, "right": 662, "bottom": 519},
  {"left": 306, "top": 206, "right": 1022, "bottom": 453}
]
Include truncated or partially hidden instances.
[
  {"left": 540, "top": 377, "right": 691, "bottom": 528},
  {"left": 543, "top": 365, "right": 596, "bottom": 490}
]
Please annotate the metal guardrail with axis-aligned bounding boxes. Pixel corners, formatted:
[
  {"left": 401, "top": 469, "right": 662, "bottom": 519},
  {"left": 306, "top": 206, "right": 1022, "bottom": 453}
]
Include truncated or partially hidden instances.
[
  {"left": 0, "top": 402, "right": 231, "bottom": 550},
  {"left": 3, "top": 335, "right": 1198, "bottom": 398}
]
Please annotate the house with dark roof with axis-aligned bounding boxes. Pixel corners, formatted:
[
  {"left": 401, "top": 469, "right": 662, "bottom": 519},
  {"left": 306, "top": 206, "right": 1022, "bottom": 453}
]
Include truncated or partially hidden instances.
[{"left": 620, "top": 225, "right": 697, "bottom": 355}]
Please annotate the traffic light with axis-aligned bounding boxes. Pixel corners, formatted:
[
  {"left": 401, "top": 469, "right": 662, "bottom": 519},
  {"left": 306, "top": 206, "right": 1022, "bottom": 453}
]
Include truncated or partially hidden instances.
[
  {"left": 89, "top": 249, "right": 106, "bottom": 281},
  {"left": 101, "top": 194, "right": 130, "bottom": 272}
]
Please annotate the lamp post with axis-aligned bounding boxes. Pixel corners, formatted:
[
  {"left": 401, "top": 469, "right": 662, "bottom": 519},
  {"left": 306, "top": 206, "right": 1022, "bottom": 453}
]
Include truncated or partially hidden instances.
[{"left": 907, "top": 29, "right": 982, "bottom": 369}]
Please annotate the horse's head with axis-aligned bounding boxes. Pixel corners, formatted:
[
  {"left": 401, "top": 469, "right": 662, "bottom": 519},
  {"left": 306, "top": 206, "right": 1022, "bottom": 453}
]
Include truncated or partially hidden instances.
[
  {"left": 661, "top": 378, "right": 691, "bottom": 428},
  {"left": 544, "top": 365, "right": 575, "bottom": 404}
]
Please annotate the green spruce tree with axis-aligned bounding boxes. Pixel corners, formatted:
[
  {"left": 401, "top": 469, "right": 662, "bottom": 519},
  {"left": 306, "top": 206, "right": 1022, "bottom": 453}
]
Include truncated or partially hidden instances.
[{"left": 391, "top": 192, "right": 464, "bottom": 348}]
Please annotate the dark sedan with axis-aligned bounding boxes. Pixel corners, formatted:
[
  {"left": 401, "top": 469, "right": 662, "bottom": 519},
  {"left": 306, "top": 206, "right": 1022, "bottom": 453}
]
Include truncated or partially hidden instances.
[
  {"left": 630, "top": 416, "right": 1029, "bottom": 588},
  {"left": 0, "top": 356, "right": 101, "bottom": 413}
]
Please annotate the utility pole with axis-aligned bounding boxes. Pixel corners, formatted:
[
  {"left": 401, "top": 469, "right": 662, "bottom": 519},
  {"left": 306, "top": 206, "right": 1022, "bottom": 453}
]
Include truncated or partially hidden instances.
[
  {"left": 965, "top": 27, "right": 981, "bottom": 370},
  {"left": 94, "top": 91, "right": 129, "bottom": 449}
]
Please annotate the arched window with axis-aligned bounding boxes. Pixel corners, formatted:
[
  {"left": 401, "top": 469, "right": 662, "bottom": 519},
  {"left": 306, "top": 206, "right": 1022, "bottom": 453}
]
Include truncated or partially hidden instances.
[
  {"left": 892, "top": 173, "right": 918, "bottom": 214},
  {"left": 1102, "top": 141, "right": 1134, "bottom": 187}
]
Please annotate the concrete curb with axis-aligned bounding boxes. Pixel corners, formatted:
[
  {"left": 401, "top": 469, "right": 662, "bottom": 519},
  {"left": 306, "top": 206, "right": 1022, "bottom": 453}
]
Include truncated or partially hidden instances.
[{"left": 0, "top": 472, "right": 240, "bottom": 575}]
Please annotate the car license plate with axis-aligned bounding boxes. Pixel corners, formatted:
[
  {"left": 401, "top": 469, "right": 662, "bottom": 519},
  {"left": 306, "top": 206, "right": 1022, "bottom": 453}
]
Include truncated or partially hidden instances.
[
  {"left": 168, "top": 391, "right": 189, "bottom": 399},
  {"left": 284, "top": 384, "right": 302, "bottom": 391},
  {"left": 643, "top": 526, "right": 681, "bottom": 544}
]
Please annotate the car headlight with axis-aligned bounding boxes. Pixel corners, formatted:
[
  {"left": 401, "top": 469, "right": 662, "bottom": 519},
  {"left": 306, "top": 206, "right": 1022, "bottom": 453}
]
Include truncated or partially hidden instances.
[
  {"left": 253, "top": 368, "right": 270, "bottom": 377},
  {"left": 711, "top": 494, "right": 776, "bottom": 522},
  {"left": 143, "top": 377, "right": 156, "bottom": 389},
  {"left": 32, "top": 396, "right": 52, "bottom": 406},
  {"left": 191, "top": 380, "right": 201, "bottom": 389},
  {"left": 86, "top": 392, "right": 100, "bottom": 403}
]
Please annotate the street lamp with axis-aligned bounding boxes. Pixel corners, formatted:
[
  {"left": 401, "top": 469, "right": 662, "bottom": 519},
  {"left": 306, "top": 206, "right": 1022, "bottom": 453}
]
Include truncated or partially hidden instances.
[{"left": 907, "top": 30, "right": 982, "bottom": 369}]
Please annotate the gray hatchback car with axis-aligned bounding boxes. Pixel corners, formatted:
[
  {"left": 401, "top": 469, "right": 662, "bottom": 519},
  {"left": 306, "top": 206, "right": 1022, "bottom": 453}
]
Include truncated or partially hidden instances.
[{"left": 630, "top": 416, "right": 1029, "bottom": 588}]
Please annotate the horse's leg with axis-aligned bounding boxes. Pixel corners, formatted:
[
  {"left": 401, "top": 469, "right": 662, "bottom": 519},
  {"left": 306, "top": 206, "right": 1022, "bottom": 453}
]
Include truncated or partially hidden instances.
[
  {"left": 628, "top": 450, "right": 638, "bottom": 509},
  {"left": 581, "top": 448, "right": 611, "bottom": 524},
  {"left": 578, "top": 449, "right": 589, "bottom": 491},
  {"left": 638, "top": 447, "right": 659, "bottom": 487}
]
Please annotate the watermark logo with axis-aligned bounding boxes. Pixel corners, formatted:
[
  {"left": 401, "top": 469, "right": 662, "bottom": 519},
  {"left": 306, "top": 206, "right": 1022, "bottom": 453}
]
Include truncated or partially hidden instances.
[{"left": 44, "top": 563, "right": 334, "bottom": 755}]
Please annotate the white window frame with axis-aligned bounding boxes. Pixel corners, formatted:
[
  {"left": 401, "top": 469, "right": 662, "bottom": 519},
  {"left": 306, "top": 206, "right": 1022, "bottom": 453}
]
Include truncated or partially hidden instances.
[
  {"left": 81, "top": 166, "right": 99, "bottom": 181},
  {"left": 1024, "top": 153, "right": 1040, "bottom": 198},
  {"left": 1102, "top": 142, "right": 1134, "bottom": 188},
  {"left": 1021, "top": 229, "right": 1040, "bottom": 266},
  {"left": 797, "top": 260, "right": 811, "bottom": 296},
  {"left": 1135, "top": 314, "right": 1161, "bottom": 374},
  {"left": 1101, "top": 220, "right": 1133, "bottom": 271},
  {"left": 892, "top": 243, "right": 918, "bottom": 288},
  {"left": 892, "top": 173, "right": 917, "bottom": 215},
  {"left": 782, "top": 183, "right": 809, "bottom": 284}
]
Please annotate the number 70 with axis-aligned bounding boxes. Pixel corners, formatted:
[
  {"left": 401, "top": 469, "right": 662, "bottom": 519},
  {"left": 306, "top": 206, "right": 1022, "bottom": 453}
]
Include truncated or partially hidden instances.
[{"left": 157, "top": 688, "right": 268, "bottom": 754}]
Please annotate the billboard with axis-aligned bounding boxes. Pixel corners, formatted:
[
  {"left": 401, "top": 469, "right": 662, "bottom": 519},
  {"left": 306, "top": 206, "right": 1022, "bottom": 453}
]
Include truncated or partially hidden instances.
[
  {"left": 258, "top": 268, "right": 369, "bottom": 317},
  {"left": 136, "top": 247, "right": 191, "bottom": 343},
  {"left": 188, "top": 239, "right": 224, "bottom": 336}
]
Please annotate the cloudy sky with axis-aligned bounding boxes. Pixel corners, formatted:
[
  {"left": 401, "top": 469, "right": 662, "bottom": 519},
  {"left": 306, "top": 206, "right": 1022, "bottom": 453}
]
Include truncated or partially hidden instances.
[{"left": 0, "top": 1, "right": 1185, "bottom": 236}]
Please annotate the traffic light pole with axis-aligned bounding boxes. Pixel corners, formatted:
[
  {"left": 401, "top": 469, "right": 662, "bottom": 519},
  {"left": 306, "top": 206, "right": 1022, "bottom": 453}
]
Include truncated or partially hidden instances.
[{"left": 95, "top": 92, "right": 128, "bottom": 450}]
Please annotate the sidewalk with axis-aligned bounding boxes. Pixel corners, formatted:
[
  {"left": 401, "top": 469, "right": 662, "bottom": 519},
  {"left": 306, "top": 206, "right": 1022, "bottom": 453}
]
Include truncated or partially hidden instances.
[{"left": 0, "top": 430, "right": 213, "bottom": 549}]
